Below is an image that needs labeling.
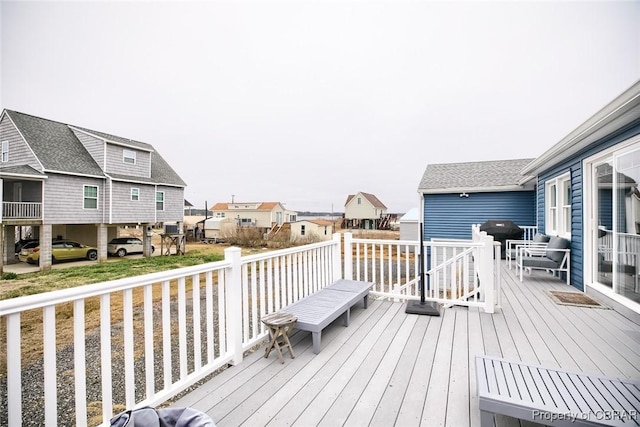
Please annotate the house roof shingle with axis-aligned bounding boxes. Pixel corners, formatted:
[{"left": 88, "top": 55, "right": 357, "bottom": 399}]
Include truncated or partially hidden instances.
[
  {"left": 6, "top": 110, "right": 105, "bottom": 177},
  {"left": 345, "top": 192, "right": 388, "bottom": 209},
  {"left": 418, "top": 158, "right": 535, "bottom": 193},
  {"left": 3, "top": 110, "right": 185, "bottom": 186},
  {"left": 210, "top": 202, "right": 284, "bottom": 211}
]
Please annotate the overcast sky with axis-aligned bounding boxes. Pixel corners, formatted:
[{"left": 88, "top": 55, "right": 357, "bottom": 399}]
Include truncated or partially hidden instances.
[{"left": 1, "top": 1, "right": 639, "bottom": 213}]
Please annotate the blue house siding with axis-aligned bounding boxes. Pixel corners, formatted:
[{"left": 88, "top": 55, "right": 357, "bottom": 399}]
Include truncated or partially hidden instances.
[
  {"left": 423, "top": 191, "right": 535, "bottom": 241},
  {"left": 536, "top": 119, "right": 640, "bottom": 291}
]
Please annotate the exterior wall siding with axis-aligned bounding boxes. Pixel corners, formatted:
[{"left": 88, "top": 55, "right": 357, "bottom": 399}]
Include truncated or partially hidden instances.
[
  {"left": 536, "top": 119, "right": 640, "bottom": 291},
  {"left": 72, "top": 129, "right": 105, "bottom": 169},
  {"left": 105, "top": 144, "right": 151, "bottom": 178},
  {"left": 43, "top": 174, "right": 106, "bottom": 224},
  {"left": 423, "top": 191, "right": 536, "bottom": 241},
  {"left": 0, "top": 115, "right": 43, "bottom": 172},
  {"left": 154, "top": 186, "right": 184, "bottom": 223},
  {"left": 109, "top": 181, "right": 158, "bottom": 223}
]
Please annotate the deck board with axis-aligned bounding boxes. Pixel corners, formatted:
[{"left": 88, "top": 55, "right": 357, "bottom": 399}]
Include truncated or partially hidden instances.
[
  {"left": 369, "top": 314, "right": 430, "bottom": 426},
  {"left": 172, "top": 262, "right": 640, "bottom": 427}
]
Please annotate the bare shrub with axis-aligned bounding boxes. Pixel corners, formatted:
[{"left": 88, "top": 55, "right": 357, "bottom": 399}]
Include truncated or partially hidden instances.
[{"left": 222, "top": 227, "right": 266, "bottom": 248}]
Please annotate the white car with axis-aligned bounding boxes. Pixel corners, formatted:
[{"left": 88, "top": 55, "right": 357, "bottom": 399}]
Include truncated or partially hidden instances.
[{"left": 108, "top": 237, "right": 154, "bottom": 257}]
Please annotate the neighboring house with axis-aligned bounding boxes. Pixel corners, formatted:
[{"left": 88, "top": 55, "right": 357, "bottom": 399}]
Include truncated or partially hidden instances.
[
  {"left": 520, "top": 80, "right": 640, "bottom": 316},
  {"left": 418, "top": 159, "right": 536, "bottom": 241},
  {"left": 399, "top": 207, "right": 420, "bottom": 243},
  {"left": 344, "top": 192, "right": 389, "bottom": 229},
  {"left": 209, "top": 201, "right": 297, "bottom": 235},
  {"left": 290, "top": 219, "right": 334, "bottom": 241},
  {"left": 0, "top": 109, "right": 186, "bottom": 269}
]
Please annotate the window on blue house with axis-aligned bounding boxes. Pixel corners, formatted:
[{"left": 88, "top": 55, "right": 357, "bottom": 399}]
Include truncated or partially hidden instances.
[{"left": 545, "top": 173, "right": 571, "bottom": 238}]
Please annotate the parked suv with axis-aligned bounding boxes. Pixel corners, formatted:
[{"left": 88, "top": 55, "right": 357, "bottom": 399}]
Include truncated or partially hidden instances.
[{"left": 108, "top": 237, "right": 155, "bottom": 257}]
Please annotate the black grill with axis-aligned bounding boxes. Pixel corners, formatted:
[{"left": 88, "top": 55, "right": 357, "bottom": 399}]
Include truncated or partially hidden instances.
[{"left": 480, "top": 219, "right": 523, "bottom": 259}]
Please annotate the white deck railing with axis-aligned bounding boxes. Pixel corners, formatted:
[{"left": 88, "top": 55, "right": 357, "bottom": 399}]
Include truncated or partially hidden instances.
[
  {"left": 1, "top": 201, "right": 42, "bottom": 220},
  {"left": 0, "top": 230, "right": 494, "bottom": 426},
  {"left": 344, "top": 226, "right": 497, "bottom": 311}
]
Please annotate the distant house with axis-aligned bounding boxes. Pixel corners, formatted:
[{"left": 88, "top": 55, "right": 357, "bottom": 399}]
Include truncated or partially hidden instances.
[
  {"left": 290, "top": 219, "right": 334, "bottom": 241},
  {"left": 520, "top": 80, "right": 640, "bottom": 316},
  {"left": 209, "top": 201, "right": 297, "bottom": 235},
  {"left": 0, "top": 109, "right": 186, "bottom": 269},
  {"left": 417, "top": 159, "right": 536, "bottom": 241},
  {"left": 344, "top": 191, "right": 389, "bottom": 229}
]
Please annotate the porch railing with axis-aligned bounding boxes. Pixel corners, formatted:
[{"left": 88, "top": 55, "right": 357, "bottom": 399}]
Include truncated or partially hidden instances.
[
  {"left": 344, "top": 225, "right": 497, "bottom": 312},
  {"left": 1, "top": 202, "right": 42, "bottom": 220},
  {"left": 0, "top": 230, "right": 494, "bottom": 426}
]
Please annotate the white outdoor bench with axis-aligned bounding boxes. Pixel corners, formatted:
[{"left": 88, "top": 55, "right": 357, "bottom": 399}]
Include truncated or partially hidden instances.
[
  {"left": 476, "top": 355, "right": 640, "bottom": 427},
  {"left": 279, "top": 279, "right": 373, "bottom": 354}
]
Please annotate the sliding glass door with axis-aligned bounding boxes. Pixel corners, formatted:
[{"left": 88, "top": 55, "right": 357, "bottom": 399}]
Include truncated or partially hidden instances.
[{"left": 590, "top": 144, "right": 640, "bottom": 304}]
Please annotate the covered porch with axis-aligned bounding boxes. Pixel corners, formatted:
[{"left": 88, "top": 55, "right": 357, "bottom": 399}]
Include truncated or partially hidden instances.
[{"left": 173, "top": 262, "right": 640, "bottom": 426}]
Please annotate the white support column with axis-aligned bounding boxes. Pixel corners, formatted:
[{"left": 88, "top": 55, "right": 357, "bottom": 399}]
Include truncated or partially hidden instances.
[
  {"left": 481, "top": 233, "right": 495, "bottom": 314},
  {"left": 225, "top": 246, "right": 243, "bottom": 366},
  {"left": 343, "top": 232, "right": 353, "bottom": 280}
]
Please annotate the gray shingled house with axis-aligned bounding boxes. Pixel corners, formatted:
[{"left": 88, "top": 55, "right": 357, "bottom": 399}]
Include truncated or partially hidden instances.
[
  {"left": 344, "top": 191, "right": 390, "bottom": 229},
  {"left": 418, "top": 159, "right": 536, "bottom": 241},
  {"left": 0, "top": 109, "right": 186, "bottom": 270}
]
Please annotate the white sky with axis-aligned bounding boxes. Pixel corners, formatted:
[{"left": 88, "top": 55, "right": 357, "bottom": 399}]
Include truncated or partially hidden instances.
[{"left": 1, "top": 1, "right": 639, "bottom": 213}]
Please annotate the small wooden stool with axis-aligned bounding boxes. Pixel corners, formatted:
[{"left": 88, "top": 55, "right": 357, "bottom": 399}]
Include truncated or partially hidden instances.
[{"left": 261, "top": 312, "right": 297, "bottom": 363}]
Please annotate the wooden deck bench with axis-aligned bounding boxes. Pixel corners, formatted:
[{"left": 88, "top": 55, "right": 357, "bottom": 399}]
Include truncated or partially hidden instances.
[
  {"left": 476, "top": 355, "right": 640, "bottom": 427},
  {"left": 280, "top": 279, "right": 373, "bottom": 354}
]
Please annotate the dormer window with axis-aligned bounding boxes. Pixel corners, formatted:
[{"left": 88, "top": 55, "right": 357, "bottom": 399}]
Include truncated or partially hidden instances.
[{"left": 123, "top": 149, "right": 136, "bottom": 165}]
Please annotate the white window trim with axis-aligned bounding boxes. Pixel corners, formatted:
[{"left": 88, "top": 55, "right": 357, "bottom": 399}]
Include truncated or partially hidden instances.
[
  {"left": 123, "top": 149, "right": 136, "bottom": 165},
  {"left": 131, "top": 188, "right": 139, "bottom": 201},
  {"left": 83, "top": 185, "right": 99, "bottom": 210},
  {"left": 1, "top": 140, "right": 9, "bottom": 163},
  {"left": 545, "top": 172, "right": 571, "bottom": 238}
]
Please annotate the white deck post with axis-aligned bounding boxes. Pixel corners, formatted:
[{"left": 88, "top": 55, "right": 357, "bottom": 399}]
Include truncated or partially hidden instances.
[
  {"left": 481, "top": 233, "right": 495, "bottom": 313},
  {"left": 225, "top": 247, "right": 244, "bottom": 365},
  {"left": 342, "top": 232, "right": 353, "bottom": 280}
]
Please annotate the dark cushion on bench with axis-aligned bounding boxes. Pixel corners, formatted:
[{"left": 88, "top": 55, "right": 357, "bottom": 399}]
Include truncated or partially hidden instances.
[
  {"left": 520, "top": 256, "right": 560, "bottom": 269},
  {"left": 545, "top": 236, "right": 571, "bottom": 264}
]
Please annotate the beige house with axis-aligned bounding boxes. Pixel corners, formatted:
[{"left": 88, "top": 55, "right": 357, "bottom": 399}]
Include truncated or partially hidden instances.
[
  {"left": 290, "top": 219, "right": 334, "bottom": 241},
  {"left": 344, "top": 192, "right": 389, "bottom": 229},
  {"left": 209, "top": 201, "right": 297, "bottom": 234}
]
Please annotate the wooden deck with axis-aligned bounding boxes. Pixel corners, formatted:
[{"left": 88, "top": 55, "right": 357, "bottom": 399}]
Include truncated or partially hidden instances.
[{"left": 173, "top": 262, "right": 640, "bottom": 426}]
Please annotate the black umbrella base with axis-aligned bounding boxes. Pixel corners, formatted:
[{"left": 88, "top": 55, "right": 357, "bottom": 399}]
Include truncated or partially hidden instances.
[{"left": 405, "top": 300, "right": 441, "bottom": 316}]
